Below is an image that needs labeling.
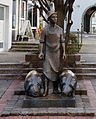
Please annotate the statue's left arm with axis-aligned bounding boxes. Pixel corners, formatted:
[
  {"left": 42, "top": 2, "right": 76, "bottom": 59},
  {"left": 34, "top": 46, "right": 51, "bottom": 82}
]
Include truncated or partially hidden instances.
[{"left": 60, "top": 29, "right": 66, "bottom": 60}]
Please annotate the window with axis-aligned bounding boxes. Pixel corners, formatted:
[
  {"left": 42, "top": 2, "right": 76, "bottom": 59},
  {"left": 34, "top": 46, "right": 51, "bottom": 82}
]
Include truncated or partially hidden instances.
[
  {"left": 21, "top": 1, "right": 25, "bottom": 18},
  {"left": 28, "top": 4, "right": 32, "bottom": 26},
  {"left": 33, "top": 8, "right": 37, "bottom": 27},
  {"left": 0, "top": 7, "right": 4, "bottom": 20},
  {"left": 12, "top": 0, "right": 16, "bottom": 28},
  {"left": 0, "top": 43, "right": 3, "bottom": 48},
  {"left": 28, "top": 4, "right": 37, "bottom": 27},
  {"left": 20, "top": 1, "right": 26, "bottom": 29}
]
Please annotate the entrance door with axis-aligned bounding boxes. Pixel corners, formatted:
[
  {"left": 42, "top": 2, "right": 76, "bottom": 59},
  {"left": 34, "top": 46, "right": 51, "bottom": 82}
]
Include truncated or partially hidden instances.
[{"left": 0, "top": 6, "right": 4, "bottom": 51}]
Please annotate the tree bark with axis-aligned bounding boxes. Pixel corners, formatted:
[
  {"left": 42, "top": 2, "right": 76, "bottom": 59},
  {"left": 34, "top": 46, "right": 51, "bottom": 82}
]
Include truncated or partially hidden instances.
[
  {"left": 65, "top": 0, "right": 75, "bottom": 49},
  {"left": 54, "top": 0, "right": 65, "bottom": 29}
]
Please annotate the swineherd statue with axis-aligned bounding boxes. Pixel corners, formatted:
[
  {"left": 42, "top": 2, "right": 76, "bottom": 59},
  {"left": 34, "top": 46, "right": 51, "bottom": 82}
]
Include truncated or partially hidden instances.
[
  {"left": 24, "top": 11, "right": 77, "bottom": 97},
  {"left": 39, "top": 11, "right": 66, "bottom": 96},
  {"left": 60, "top": 70, "right": 77, "bottom": 97}
]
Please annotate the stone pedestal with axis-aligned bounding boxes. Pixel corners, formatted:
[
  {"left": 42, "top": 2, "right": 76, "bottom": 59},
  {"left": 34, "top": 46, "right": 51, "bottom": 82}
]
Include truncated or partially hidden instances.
[
  {"left": 22, "top": 93, "right": 75, "bottom": 108},
  {"left": 25, "top": 53, "right": 80, "bottom": 68}
]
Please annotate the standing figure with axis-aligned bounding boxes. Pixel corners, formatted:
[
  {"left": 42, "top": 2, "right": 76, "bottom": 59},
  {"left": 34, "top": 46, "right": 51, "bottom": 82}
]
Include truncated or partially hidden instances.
[{"left": 39, "top": 11, "right": 66, "bottom": 96}]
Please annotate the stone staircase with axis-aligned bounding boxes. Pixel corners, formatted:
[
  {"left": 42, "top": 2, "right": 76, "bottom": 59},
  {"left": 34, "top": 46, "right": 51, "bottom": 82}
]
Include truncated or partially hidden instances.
[
  {"left": 0, "top": 54, "right": 96, "bottom": 80},
  {"left": 9, "top": 41, "right": 39, "bottom": 53},
  {"left": 25, "top": 54, "right": 96, "bottom": 80},
  {"left": 0, "top": 62, "right": 30, "bottom": 80},
  {"left": 75, "top": 62, "right": 96, "bottom": 79}
]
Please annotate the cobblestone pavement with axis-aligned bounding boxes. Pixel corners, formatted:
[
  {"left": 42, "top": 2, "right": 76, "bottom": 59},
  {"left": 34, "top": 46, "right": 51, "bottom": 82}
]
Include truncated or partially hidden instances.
[
  {"left": 0, "top": 79, "right": 96, "bottom": 118},
  {"left": 0, "top": 116, "right": 95, "bottom": 118},
  {"left": 80, "top": 34, "right": 96, "bottom": 62},
  {"left": 0, "top": 80, "right": 12, "bottom": 98},
  {"left": 0, "top": 78, "right": 22, "bottom": 116}
]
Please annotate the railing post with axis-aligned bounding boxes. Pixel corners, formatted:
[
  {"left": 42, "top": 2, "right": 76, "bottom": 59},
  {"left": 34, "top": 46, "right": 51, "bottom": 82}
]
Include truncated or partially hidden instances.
[
  {"left": 81, "top": 23, "right": 83, "bottom": 44},
  {"left": 77, "top": 29, "right": 79, "bottom": 49}
]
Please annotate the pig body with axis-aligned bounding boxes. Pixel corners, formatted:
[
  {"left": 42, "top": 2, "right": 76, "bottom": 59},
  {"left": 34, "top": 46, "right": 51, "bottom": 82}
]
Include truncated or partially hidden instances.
[
  {"left": 60, "top": 70, "right": 77, "bottom": 97},
  {"left": 24, "top": 70, "right": 44, "bottom": 97}
]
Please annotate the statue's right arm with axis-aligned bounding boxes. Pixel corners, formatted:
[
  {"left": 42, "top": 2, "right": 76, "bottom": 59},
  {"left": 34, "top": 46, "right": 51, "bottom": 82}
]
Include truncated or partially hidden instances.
[
  {"left": 38, "top": 28, "right": 45, "bottom": 59},
  {"left": 39, "top": 43, "right": 44, "bottom": 53},
  {"left": 39, "top": 43, "right": 44, "bottom": 59}
]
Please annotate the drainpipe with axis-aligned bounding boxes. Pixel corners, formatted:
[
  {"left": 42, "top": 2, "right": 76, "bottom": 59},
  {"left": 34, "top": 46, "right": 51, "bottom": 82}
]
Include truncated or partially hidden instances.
[{"left": 81, "top": 23, "right": 83, "bottom": 44}]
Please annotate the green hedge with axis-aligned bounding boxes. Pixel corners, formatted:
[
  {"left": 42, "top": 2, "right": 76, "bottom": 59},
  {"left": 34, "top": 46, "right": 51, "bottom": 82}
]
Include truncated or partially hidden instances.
[{"left": 64, "top": 33, "right": 82, "bottom": 54}]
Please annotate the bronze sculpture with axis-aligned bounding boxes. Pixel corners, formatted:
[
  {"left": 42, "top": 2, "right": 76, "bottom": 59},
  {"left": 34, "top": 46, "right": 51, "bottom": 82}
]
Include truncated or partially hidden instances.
[
  {"left": 24, "top": 70, "right": 44, "bottom": 97},
  {"left": 60, "top": 70, "right": 77, "bottom": 97},
  {"left": 39, "top": 11, "right": 66, "bottom": 96}
]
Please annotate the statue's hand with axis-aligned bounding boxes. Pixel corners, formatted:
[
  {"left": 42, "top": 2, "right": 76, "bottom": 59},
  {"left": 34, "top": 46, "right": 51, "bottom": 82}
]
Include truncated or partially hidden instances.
[
  {"left": 63, "top": 53, "right": 66, "bottom": 60},
  {"left": 39, "top": 52, "right": 44, "bottom": 59}
]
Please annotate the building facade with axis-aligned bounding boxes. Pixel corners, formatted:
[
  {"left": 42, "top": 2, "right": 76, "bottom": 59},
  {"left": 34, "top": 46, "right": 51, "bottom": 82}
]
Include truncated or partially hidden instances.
[
  {"left": 71, "top": 0, "right": 96, "bottom": 33},
  {"left": 28, "top": 0, "right": 46, "bottom": 39},
  {"left": 28, "top": 0, "right": 96, "bottom": 34},
  {"left": 12, "top": 0, "right": 28, "bottom": 41},
  {"left": 0, "top": 0, "right": 12, "bottom": 51},
  {"left": 0, "top": 0, "right": 96, "bottom": 52}
]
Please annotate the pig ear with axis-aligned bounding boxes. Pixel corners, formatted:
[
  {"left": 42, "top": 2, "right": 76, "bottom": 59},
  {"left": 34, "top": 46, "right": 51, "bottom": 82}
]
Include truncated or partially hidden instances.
[{"left": 60, "top": 71, "right": 65, "bottom": 77}]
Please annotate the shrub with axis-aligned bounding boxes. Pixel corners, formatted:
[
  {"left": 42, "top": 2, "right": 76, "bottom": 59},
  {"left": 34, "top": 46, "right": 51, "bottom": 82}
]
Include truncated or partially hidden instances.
[{"left": 64, "top": 33, "right": 82, "bottom": 54}]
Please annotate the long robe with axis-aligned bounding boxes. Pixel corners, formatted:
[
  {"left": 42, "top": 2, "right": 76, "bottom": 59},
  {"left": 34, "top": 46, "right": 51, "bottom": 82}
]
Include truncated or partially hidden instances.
[{"left": 40, "top": 24, "right": 65, "bottom": 81}]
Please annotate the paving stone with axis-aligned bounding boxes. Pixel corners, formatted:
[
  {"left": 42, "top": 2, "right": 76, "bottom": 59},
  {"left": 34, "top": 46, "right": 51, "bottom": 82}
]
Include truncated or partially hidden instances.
[
  {"left": 47, "top": 108, "right": 58, "bottom": 116},
  {"left": 3, "top": 107, "right": 13, "bottom": 112},
  {"left": 0, "top": 80, "right": 12, "bottom": 98},
  {"left": 1, "top": 110, "right": 11, "bottom": 116},
  {"left": 85, "top": 108, "right": 95, "bottom": 116},
  {"left": 57, "top": 108, "right": 67, "bottom": 116},
  {"left": 35, "top": 108, "right": 48, "bottom": 116},
  {"left": 11, "top": 110, "right": 21, "bottom": 116}
]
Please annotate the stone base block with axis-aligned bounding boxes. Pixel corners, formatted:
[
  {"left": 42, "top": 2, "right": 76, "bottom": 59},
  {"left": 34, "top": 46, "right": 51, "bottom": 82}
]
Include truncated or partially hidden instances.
[{"left": 22, "top": 94, "right": 76, "bottom": 108}]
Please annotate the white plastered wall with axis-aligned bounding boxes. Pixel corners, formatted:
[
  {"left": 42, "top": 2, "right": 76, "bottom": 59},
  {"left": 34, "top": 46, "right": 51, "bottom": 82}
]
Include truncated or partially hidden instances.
[
  {"left": 71, "top": 0, "right": 96, "bottom": 32},
  {"left": 0, "top": 0, "right": 12, "bottom": 51}
]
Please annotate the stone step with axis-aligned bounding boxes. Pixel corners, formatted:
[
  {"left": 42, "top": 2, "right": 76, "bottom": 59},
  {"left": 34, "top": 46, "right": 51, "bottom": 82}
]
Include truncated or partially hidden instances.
[
  {"left": 0, "top": 67, "right": 42, "bottom": 74},
  {"left": 0, "top": 68, "right": 30, "bottom": 74},
  {"left": 0, "top": 72, "right": 96, "bottom": 80},
  {"left": 0, "top": 74, "right": 22, "bottom": 80},
  {"left": 0, "top": 67, "right": 96, "bottom": 80},
  {"left": 0, "top": 73, "right": 28, "bottom": 80},
  {"left": 76, "top": 73, "right": 96, "bottom": 79},
  {"left": 3, "top": 67, "right": 94, "bottom": 74},
  {"left": 11, "top": 45, "right": 39, "bottom": 48},
  {"left": 10, "top": 48, "right": 39, "bottom": 52},
  {"left": 22, "top": 67, "right": 96, "bottom": 73},
  {"left": 0, "top": 62, "right": 29, "bottom": 68},
  {"left": 12, "top": 42, "right": 39, "bottom": 45},
  {"left": 75, "top": 68, "right": 96, "bottom": 73},
  {"left": 76, "top": 62, "right": 96, "bottom": 68}
]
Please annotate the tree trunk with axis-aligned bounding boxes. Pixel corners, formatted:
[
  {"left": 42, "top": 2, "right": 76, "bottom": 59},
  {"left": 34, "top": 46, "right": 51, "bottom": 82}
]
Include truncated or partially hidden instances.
[
  {"left": 65, "top": 0, "right": 75, "bottom": 49},
  {"left": 54, "top": 0, "right": 64, "bottom": 29}
]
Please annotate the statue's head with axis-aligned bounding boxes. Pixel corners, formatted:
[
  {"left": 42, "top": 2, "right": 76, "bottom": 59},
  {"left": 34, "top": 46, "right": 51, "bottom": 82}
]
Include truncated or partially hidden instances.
[{"left": 47, "top": 11, "right": 57, "bottom": 24}]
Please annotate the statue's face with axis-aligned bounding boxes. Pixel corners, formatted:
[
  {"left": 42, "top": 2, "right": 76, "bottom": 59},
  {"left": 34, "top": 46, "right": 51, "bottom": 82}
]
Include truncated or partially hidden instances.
[{"left": 50, "top": 14, "right": 57, "bottom": 24}]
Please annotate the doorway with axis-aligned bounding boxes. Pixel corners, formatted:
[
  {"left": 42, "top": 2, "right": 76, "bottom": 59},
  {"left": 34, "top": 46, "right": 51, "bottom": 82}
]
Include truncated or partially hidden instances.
[
  {"left": 0, "top": 6, "right": 4, "bottom": 51},
  {"left": 83, "top": 6, "right": 96, "bottom": 33}
]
